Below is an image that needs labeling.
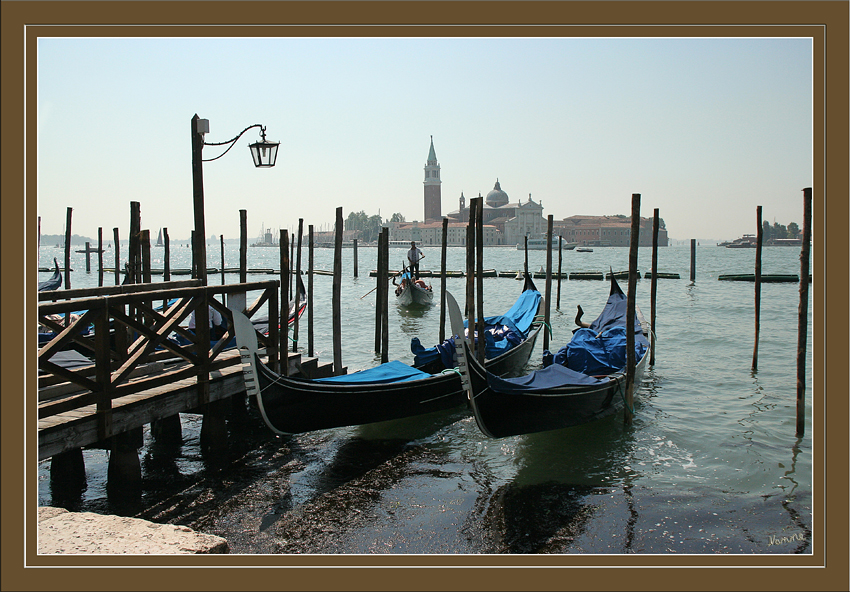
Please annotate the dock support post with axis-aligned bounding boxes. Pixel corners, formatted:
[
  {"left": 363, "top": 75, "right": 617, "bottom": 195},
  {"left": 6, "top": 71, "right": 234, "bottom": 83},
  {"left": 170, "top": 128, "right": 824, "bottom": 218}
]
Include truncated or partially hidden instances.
[
  {"left": 200, "top": 399, "right": 229, "bottom": 454},
  {"left": 220, "top": 234, "right": 225, "bottom": 285},
  {"left": 439, "top": 217, "right": 448, "bottom": 343},
  {"left": 163, "top": 228, "right": 171, "bottom": 282},
  {"left": 625, "top": 193, "right": 641, "bottom": 426},
  {"left": 381, "top": 228, "right": 389, "bottom": 364},
  {"left": 107, "top": 430, "right": 142, "bottom": 491},
  {"left": 374, "top": 229, "right": 384, "bottom": 354},
  {"left": 50, "top": 448, "right": 86, "bottom": 490},
  {"left": 796, "top": 187, "right": 812, "bottom": 437},
  {"left": 752, "top": 205, "right": 763, "bottom": 372},
  {"left": 353, "top": 238, "right": 359, "bottom": 278},
  {"left": 113, "top": 227, "right": 120, "bottom": 286},
  {"left": 465, "top": 198, "right": 477, "bottom": 356},
  {"left": 556, "top": 235, "right": 563, "bottom": 310},
  {"left": 151, "top": 414, "right": 183, "bottom": 446},
  {"left": 689, "top": 238, "right": 696, "bottom": 283}
]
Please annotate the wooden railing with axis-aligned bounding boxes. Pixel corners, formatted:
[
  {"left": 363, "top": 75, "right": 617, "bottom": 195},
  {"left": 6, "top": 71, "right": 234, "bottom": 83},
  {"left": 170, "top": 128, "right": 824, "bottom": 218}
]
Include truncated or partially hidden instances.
[{"left": 37, "top": 280, "right": 281, "bottom": 441}]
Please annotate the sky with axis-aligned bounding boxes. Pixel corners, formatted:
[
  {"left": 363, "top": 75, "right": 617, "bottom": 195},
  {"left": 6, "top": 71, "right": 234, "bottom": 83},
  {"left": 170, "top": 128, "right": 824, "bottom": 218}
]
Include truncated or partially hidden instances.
[{"left": 36, "top": 36, "right": 813, "bottom": 243}]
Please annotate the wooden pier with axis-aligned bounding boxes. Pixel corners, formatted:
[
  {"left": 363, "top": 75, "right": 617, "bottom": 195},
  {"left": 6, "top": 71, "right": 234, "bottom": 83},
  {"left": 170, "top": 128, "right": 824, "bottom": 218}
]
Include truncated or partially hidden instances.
[{"left": 37, "top": 279, "right": 334, "bottom": 484}]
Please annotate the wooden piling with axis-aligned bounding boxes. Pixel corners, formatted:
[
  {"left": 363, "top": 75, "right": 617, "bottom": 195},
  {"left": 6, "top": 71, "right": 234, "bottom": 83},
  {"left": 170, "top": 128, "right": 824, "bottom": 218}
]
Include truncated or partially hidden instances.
[
  {"left": 113, "top": 228, "right": 120, "bottom": 285},
  {"left": 752, "top": 205, "right": 763, "bottom": 371},
  {"left": 523, "top": 235, "right": 529, "bottom": 275},
  {"left": 556, "top": 235, "right": 563, "bottom": 310},
  {"left": 375, "top": 229, "right": 384, "bottom": 354},
  {"left": 84, "top": 242, "right": 91, "bottom": 273},
  {"left": 796, "top": 188, "right": 812, "bottom": 436},
  {"left": 239, "top": 209, "right": 247, "bottom": 284},
  {"left": 476, "top": 197, "right": 485, "bottom": 364},
  {"left": 333, "top": 207, "right": 343, "bottom": 375},
  {"left": 129, "top": 201, "right": 141, "bottom": 285},
  {"left": 465, "top": 198, "right": 477, "bottom": 356},
  {"left": 280, "top": 229, "right": 290, "bottom": 376},
  {"left": 353, "top": 238, "right": 359, "bottom": 278},
  {"left": 163, "top": 228, "right": 171, "bottom": 282},
  {"left": 543, "top": 215, "right": 553, "bottom": 352},
  {"left": 190, "top": 231, "right": 196, "bottom": 279},
  {"left": 381, "top": 227, "right": 389, "bottom": 364},
  {"left": 308, "top": 224, "right": 314, "bottom": 357},
  {"left": 650, "top": 209, "right": 659, "bottom": 365},
  {"left": 220, "top": 235, "right": 225, "bottom": 285},
  {"left": 625, "top": 193, "right": 641, "bottom": 426},
  {"left": 689, "top": 238, "right": 696, "bottom": 283},
  {"left": 293, "top": 218, "right": 303, "bottom": 353},
  {"left": 141, "top": 230, "right": 152, "bottom": 284},
  {"left": 97, "top": 228, "right": 104, "bottom": 287},
  {"left": 439, "top": 217, "right": 448, "bottom": 343},
  {"left": 64, "top": 207, "right": 72, "bottom": 290}
]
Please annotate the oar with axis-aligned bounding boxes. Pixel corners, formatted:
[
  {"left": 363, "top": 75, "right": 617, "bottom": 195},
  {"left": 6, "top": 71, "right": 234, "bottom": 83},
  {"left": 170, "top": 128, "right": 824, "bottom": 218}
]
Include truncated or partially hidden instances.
[{"left": 360, "top": 269, "right": 403, "bottom": 299}]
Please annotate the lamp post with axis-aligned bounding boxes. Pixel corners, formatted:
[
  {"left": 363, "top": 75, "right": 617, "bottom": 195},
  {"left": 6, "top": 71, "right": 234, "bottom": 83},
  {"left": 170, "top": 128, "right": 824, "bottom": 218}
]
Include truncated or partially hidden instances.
[{"left": 191, "top": 113, "right": 279, "bottom": 284}]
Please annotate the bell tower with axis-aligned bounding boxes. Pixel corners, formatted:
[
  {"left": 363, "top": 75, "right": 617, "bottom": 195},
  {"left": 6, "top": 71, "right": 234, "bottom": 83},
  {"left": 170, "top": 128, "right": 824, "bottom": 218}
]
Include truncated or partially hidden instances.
[{"left": 423, "top": 136, "right": 441, "bottom": 221}]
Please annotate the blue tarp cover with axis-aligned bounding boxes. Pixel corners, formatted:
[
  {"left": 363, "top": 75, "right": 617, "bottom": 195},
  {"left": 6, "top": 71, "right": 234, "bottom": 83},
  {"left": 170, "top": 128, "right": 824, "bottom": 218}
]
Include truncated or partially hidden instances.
[
  {"left": 411, "top": 288, "right": 541, "bottom": 368},
  {"left": 314, "top": 360, "right": 432, "bottom": 384},
  {"left": 486, "top": 362, "right": 604, "bottom": 393}
]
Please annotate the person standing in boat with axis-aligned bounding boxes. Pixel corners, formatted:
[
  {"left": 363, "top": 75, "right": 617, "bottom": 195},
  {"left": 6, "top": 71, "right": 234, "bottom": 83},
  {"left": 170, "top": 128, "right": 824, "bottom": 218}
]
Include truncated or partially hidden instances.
[{"left": 407, "top": 241, "right": 424, "bottom": 280}]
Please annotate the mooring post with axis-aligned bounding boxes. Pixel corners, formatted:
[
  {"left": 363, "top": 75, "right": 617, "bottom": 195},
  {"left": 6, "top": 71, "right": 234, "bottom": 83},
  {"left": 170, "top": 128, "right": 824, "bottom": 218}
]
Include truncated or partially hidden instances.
[
  {"left": 308, "top": 224, "right": 315, "bottom": 357},
  {"left": 113, "top": 228, "right": 121, "bottom": 285},
  {"left": 220, "top": 234, "right": 225, "bottom": 285},
  {"left": 64, "top": 207, "right": 72, "bottom": 290},
  {"left": 353, "top": 238, "right": 359, "bottom": 278},
  {"left": 752, "top": 205, "right": 763, "bottom": 372},
  {"left": 556, "top": 235, "right": 563, "bottom": 310},
  {"left": 97, "top": 228, "right": 104, "bottom": 287},
  {"left": 190, "top": 231, "right": 196, "bottom": 279},
  {"left": 84, "top": 242, "right": 91, "bottom": 273},
  {"left": 163, "top": 228, "right": 171, "bottom": 282},
  {"left": 374, "top": 229, "right": 384, "bottom": 354},
  {"left": 796, "top": 187, "right": 812, "bottom": 437},
  {"left": 381, "top": 227, "right": 389, "bottom": 364},
  {"left": 465, "top": 198, "right": 477, "bottom": 356},
  {"left": 625, "top": 193, "right": 641, "bottom": 426},
  {"left": 439, "top": 217, "right": 448, "bottom": 343},
  {"left": 476, "top": 196, "right": 485, "bottom": 364},
  {"left": 689, "top": 238, "right": 696, "bottom": 283},
  {"left": 333, "top": 207, "right": 343, "bottom": 375},
  {"left": 141, "top": 229, "right": 152, "bottom": 284},
  {"left": 280, "top": 229, "right": 290, "bottom": 376},
  {"left": 130, "top": 201, "right": 141, "bottom": 285},
  {"left": 543, "top": 215, "right": 553, "bottom": 352},
  {"left": 650, "top": 209, "right": 659, "bottom": 365},
  {"left": 293, "top": 218, "right": 303, "bottom": 353},
  {"left": 239, "top": 209, "right": 247, "bottom": 284},
  {"left": 524, "top": 235, "right": 529, "bottom": 275}
]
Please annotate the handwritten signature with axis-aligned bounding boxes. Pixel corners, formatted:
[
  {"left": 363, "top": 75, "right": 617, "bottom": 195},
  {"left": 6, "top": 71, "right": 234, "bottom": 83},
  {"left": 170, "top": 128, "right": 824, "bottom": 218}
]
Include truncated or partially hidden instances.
[{"left": 768, "top": 532, "right": 806, "bottom": 546}]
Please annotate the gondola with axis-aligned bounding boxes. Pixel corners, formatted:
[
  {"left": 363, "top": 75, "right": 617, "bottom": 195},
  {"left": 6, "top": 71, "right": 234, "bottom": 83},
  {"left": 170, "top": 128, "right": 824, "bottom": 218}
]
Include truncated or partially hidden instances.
[
  {"left": 232, "top": 309, "right": 467, "bottom": 436},
  {"left": 393, "top": 268, "right": 434, "bottom": 306},
  {"left": 38, "top": 258, "right": 62, "bottom": 291},
  {"left": 411, "top": 271, "right": 544, "bottom": 377},
  {"left": 446, "top": 273, "right": 652, "bottom": 438},
  {"left": 232, "top": 272, "right": 545, "bottom": 436}
]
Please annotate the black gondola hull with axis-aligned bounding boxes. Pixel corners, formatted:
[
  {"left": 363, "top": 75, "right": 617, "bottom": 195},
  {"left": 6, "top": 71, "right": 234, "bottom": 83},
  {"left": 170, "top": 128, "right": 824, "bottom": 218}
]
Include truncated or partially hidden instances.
[{"left": 252, "top": 353, "right": 466, "bottom": 435}]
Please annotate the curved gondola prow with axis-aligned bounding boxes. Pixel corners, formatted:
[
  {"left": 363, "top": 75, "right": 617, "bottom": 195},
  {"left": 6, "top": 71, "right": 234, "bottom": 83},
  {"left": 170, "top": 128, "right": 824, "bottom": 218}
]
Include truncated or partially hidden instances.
[
  {"left": 520, "top": 270, "right": 537, "bottom": 294},
  {"left": 232, "top": 309, "right": 289, "bottom": 436},
  {"left": 445, "top": 290, "right": 496, "bottom": 437},
  {"left": 38, "top": 258, "right": 62, "bottom": 292}
]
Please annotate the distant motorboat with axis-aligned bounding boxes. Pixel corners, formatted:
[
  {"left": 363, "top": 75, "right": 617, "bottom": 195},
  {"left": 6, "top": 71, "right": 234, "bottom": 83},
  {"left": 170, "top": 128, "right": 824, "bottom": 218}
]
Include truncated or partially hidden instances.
[
  {"left": 576, "top": 247, "right": 593, "bottom": 253},
  {"left": 517, "top": 236, "right": 578, "bottom": 251}
]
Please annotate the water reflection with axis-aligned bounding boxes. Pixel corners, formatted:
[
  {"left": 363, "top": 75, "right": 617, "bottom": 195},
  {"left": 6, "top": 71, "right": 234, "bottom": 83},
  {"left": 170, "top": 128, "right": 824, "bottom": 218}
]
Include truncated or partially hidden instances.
[{"left": 470, "top": 415, "right": 639, "bottom": 553}]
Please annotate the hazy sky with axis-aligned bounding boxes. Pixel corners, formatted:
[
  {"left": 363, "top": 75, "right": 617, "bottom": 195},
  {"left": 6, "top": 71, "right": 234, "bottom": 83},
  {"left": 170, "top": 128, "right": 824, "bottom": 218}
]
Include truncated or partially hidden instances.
[{"left": 36, "top": 36, "right": 812, "bottom": 243}]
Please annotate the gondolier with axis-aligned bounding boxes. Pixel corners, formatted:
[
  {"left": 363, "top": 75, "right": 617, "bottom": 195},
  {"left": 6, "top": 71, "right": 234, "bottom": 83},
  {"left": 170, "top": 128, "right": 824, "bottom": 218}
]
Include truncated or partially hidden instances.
[{"left": 407, "top": 241, "right": 424, "bottom": 279}]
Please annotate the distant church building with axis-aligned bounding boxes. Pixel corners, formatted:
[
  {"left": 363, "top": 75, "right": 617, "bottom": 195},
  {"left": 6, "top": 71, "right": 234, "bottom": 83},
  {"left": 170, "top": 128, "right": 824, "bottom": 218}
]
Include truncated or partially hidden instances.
[
  {"left": 445, "top": 180, "right": 546, "bottom": 245},
  {"left": 423, "top": 136, "right": 442, "bottom": 221}
]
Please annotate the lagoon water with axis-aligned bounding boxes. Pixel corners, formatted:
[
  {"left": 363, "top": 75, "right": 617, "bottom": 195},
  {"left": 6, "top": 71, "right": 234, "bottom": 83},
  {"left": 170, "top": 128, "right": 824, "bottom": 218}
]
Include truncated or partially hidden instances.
[{"left": 36, "top": 240, "right": 814, "bottom": 555}]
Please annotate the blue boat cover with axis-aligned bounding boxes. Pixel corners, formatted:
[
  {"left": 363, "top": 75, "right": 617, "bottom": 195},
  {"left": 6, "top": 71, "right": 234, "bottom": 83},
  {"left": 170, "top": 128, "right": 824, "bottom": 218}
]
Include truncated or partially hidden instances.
[
  {"left": 411, "top": 288, "right": 541, "bottom": 368},
  {"left": 486, "top": 362, "right": 605, "bottom": 393},
  {"left": 314, "top": 360, "right": 432, "bottom": 384}
]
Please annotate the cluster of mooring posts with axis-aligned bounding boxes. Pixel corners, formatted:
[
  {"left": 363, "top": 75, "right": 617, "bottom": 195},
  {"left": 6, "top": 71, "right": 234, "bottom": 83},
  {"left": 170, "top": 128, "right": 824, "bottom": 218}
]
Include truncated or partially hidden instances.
[{"left": 38, "top": 180, "right": 814, "bottom": 495}]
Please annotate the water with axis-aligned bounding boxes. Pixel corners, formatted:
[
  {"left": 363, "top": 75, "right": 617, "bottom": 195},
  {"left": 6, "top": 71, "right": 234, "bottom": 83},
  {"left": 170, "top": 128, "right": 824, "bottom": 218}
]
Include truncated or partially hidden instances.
[{"left": 36, "top": 241, "right": 814, "bottom": 554}]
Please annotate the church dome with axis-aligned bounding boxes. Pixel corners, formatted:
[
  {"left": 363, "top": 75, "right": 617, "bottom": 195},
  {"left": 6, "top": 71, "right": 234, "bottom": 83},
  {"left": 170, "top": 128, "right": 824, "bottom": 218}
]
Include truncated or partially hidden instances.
[{"left": 485, "top": 179, "right": 509, "bottom": 207}]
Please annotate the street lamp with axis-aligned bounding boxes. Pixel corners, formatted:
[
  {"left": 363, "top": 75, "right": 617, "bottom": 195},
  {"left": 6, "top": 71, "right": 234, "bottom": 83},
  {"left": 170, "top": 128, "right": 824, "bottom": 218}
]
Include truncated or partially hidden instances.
[{"left": 191, "top": 114, "right": 279, "bottom": 284}]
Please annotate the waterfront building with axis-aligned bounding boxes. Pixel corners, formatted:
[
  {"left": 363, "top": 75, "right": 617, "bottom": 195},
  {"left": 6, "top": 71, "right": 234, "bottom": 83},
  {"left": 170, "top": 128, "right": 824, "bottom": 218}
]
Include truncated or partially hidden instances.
[{"left": 553, "top": 215, "right": 669, "bottom": 247}]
